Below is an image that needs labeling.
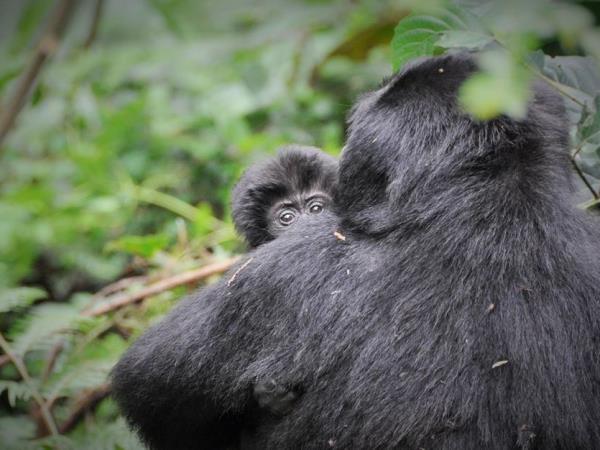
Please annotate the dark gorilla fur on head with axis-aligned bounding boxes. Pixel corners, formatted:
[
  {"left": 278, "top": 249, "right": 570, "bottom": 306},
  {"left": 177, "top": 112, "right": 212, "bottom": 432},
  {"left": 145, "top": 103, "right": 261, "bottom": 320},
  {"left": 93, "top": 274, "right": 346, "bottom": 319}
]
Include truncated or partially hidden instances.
[
  {"left": 232, "top": 145, "right": 337, "bottom": 248},
  {"left": 111, "top": 53, "right": 600, "bottom": 449}
]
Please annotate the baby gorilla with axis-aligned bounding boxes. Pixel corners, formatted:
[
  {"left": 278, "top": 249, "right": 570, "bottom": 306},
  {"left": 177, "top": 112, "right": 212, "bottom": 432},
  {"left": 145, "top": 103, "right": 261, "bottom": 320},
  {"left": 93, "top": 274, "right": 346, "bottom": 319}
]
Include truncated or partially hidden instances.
[
  {"left": 232, "top": 145, "right": 338, "bottom": 249},
  {"left": 232, "top": 145, "right": 338, "bottom": 416}
]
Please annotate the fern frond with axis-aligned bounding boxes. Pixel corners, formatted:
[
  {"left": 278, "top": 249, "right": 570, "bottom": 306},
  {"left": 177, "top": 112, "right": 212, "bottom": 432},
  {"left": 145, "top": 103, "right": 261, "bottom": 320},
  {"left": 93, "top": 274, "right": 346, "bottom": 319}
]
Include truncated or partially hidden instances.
[
  {"left": 0, "top": 287, "right": 46, "bottom": 314},
  {"left": 0, "top": 380, "right": 35, "bottom": 407}
]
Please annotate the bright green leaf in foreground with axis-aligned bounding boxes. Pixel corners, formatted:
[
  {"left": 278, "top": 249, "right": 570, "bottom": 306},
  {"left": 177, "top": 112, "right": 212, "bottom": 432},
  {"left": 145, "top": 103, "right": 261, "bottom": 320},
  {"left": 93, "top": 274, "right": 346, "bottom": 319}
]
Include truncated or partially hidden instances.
[
  {"left": 436, "top": 30, "right": 493, "bottom": 50},
  {"left": 459, "top": 51, "right": 531, "bottom": 120},
  {"left": 107, "top": 234, "right": 171, "bottom": 259}
]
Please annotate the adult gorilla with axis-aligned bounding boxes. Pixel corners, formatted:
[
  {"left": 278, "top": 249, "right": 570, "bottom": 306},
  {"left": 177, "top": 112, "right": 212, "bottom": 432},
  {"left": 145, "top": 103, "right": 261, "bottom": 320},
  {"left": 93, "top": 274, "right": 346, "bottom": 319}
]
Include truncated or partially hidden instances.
[{"left": 112, "top": 53, "right": 600, "bottom": 449}]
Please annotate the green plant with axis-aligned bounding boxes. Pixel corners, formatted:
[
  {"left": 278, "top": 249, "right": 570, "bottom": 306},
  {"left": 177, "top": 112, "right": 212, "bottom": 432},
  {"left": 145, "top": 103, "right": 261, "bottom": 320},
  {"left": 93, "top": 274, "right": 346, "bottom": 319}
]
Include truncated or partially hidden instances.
[{"left": 0, "top": 0, "right": 598, "bottom": 448}]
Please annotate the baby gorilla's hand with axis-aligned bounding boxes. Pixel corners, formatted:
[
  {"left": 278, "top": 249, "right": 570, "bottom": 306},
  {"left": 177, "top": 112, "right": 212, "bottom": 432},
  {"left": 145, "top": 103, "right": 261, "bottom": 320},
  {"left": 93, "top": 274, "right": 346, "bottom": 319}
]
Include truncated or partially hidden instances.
[{"left": 253, "top": 378, "right": 303, "bottom": 416}]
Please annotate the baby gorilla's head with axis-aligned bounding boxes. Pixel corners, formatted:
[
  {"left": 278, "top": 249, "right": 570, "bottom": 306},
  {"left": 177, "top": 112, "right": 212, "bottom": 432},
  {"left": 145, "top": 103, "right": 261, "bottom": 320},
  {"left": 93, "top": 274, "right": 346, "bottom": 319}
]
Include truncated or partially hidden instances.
[{"left": 232, "top": 145, "right": 338, "bottom": 248}]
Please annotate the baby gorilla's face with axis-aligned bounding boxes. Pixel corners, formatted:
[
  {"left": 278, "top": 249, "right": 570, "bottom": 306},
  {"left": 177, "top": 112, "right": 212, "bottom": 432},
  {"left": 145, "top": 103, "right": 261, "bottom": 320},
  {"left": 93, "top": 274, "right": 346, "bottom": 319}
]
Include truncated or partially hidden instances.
[{"left": 267, "top": 190, "right": 331, "bottom": 238}]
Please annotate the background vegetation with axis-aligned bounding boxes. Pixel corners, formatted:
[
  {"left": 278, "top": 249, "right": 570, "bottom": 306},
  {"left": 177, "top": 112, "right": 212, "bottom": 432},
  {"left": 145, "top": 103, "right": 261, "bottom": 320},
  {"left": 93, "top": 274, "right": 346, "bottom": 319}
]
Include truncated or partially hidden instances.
[{"left": 0, "top": 0, "right": 599, "bottom": 448}]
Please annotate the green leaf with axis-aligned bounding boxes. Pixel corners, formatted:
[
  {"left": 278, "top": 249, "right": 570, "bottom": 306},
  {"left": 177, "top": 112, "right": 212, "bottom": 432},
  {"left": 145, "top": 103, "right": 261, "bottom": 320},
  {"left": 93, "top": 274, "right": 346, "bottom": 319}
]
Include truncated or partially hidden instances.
[
  {"left": 528, "top": 52, "right": 600, "bottom": 124},
  {"left": 146, "top": 0, "right": 185, "bottom": 35},
  {"left": 107, "top": 233, "right": 170, "bottom": 258},
  {"left": 66, "top": 418, "right": 144, "bottom": 450},
  {"left": 575, "top": 96, "right": 600, "bottom": 179},
  {"left": 391, "top": 15, "right": 448, "bottom": 70},
  {"left": 391, "top": 6, "right": 490, "bottom": 70},
  {"left": 531, "top": 54, "right": 600, "bottom": 100},
  {"left": 0, "top": 416, "right": 36, "bottom": 448},
  {"left": 76, "top": 334, "right": 128, "bottom": 363},
  {"left": 459, "top": 50, "right": 531, "bottom": 119},
  {"left": 579, "top": 96, "right": 600, "bottom": 142},
  {"left": 193, "top": 203, "right": 219, "bottom": 237},
  {"left": 44, "top": 359, "right": 113, "bottom": 399},
  {"left": 436, "top": 30, "right": 493, "bottom": 50},
  {"left": 9, "top": 1, "right": 51, "bottom": 54},
  {"left": 0, "top": 287, "right": 46, "bottom": 314}
]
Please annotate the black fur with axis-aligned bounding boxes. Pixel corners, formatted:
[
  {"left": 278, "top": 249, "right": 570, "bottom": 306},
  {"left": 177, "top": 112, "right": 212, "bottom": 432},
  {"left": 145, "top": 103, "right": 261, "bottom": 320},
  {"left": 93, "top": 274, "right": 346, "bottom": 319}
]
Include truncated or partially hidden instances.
[
  {"left": 231, "top": 145, "right": 337, "bottom": 248},
  {"left": 111, "top": 53, "right": 600, "bottom": 449}
]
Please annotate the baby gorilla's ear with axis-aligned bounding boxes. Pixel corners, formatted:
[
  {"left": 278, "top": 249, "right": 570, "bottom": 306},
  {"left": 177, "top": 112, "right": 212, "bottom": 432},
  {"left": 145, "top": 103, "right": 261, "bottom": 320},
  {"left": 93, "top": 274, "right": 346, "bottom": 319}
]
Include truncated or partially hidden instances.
[{"left": 231, "top": 164, "right": 281, "bottom": 249}]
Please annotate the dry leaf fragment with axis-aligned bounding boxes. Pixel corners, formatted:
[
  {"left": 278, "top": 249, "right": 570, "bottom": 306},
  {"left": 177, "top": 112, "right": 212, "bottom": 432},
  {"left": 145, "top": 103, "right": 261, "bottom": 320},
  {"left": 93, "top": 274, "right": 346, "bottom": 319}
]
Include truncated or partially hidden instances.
[
  {"left": 334, "top": 231, "right": 346, "bottom": 241},
  {"left": 492, "top": 360, "right": 509, "bottom": 369}
]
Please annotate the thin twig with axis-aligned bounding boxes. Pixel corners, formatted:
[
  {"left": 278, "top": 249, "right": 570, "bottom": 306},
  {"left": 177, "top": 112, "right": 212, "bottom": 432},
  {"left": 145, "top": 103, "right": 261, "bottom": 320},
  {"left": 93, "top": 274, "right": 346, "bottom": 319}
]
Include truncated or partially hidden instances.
[
  {"left": 92, "top": 274, "right": 148, "bottom": 299},
  {"left": 0, "top": 0, "right": 76, "bottom": 147},
  {"left": 582, "top": 197, "right": 600, "bottom": 209},
  {"left": 571, "top": 142, "right": 585, "bottom": 159},
  {"left": 0, "top": 354, "right": 10, "bottom": 369},
  {"left": 83, "top": 0, "right": 104, "bottom": 49},
  {"left": 59, "top": 383, "right": 110, "bottom": 434},
  {"left": 83, "top": 257, "right": 240, "bottom": 316},
  {"left": 571, "top": 157, "right": 599, "bottom": 200},
  {"left": 531, "top": 69, "right": 586, "bottom": 108},
  {"left": 41, "top": 341, "right": 64, "bottom": 384},
  {"left": 0, "top": 332, "right": 58, "bottom": 435}
]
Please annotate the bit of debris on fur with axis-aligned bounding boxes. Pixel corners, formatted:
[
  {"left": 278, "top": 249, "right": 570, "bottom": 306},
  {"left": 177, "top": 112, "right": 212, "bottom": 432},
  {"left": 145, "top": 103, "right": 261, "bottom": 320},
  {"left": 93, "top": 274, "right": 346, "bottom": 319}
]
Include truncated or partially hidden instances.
[
  {"left": 492, "top": 360, "right": 509, "bottom": 369},
  {"left": 346, "top": 269, "right": 350, "bottom": 275},
  {"left": 438, "top": 67, "right": 444, "bottom": 73},
  {"left": 334, "top": 231, "right": 346, "bottom": 241},
  {"left": 328, "top": 439, "right": 336, "bottom": 447},
  {"left": 486, "top": 303, "right": 495, "bottom": 314},
  {"left": 331, "top": 290, "right": 341, "bottom": 295},
  {"left": 227, "top": 257, "right": 254, "bottom": 286}
]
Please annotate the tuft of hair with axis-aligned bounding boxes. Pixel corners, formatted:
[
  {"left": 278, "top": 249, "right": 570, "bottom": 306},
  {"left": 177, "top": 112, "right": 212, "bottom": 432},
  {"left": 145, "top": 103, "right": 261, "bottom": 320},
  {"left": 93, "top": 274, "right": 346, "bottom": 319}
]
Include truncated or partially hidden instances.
[{"left": 232, "top": 145, "right": 337, "bottom": 248}]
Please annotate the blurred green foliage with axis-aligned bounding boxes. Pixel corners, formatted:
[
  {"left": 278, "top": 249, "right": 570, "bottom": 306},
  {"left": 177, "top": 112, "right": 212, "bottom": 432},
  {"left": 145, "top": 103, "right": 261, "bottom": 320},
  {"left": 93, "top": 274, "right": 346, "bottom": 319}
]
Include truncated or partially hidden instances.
[{"left": 0, "top": 0, "right": 599, "bottom": 448}]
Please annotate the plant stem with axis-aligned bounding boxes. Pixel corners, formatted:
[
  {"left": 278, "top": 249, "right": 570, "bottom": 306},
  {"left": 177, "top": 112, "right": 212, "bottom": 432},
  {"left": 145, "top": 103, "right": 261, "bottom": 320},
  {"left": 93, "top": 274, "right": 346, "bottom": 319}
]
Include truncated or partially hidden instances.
[
  {"left": 83, "top": 0, "right": 104, "bottom": 49},
  {"left": 0, "top": 0, "right": 76, "bottom": 148},
  {"left": 136, "top": 186, "right": 200, "bottom": 222},
  {"left": 571, "top": 158, "right": 599, "bottom": 200},
  {"left": 0, "top": 332, "right": 59, "bottom": 436},
  {"left": 83, "top": 256, "right": 240, "bottom": 316}
]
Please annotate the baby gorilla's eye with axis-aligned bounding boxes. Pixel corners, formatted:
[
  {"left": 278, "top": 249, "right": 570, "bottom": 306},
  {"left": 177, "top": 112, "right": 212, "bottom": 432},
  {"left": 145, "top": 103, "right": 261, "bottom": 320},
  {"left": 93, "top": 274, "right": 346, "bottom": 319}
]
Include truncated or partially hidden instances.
[
  {"left": 278, "top": 210, "right": 297, "bottom": 226},
  {"left": 308, "top": 200, "right": 324, "bottom": 214}
]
